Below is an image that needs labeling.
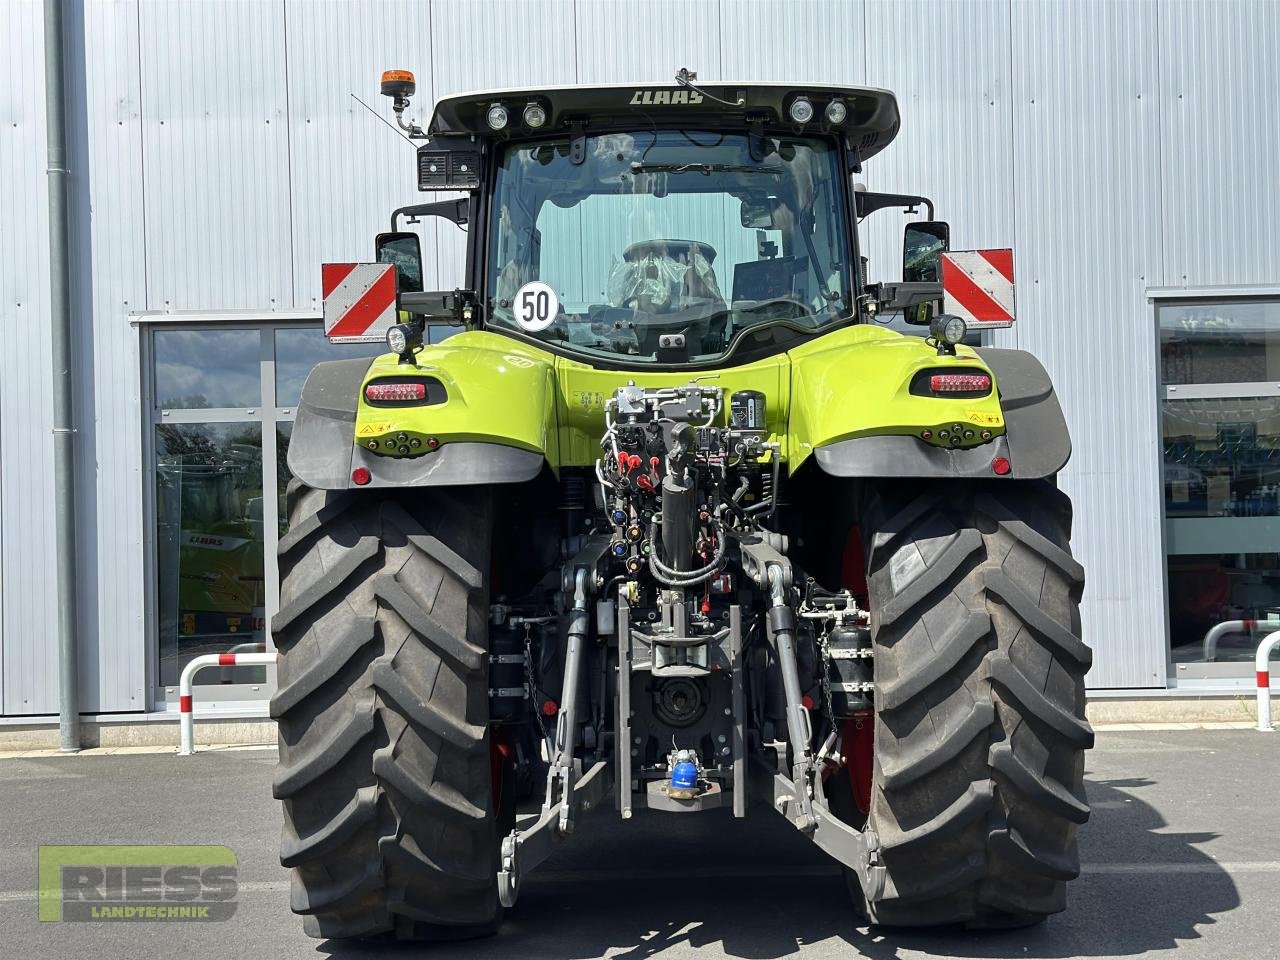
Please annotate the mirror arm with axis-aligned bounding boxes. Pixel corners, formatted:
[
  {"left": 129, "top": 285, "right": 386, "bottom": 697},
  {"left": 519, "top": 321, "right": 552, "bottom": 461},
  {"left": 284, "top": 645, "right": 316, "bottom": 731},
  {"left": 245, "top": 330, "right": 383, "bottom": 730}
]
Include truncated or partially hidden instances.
[
  {"left": 398, "top": 289, "right": 476, "bottom": 326},
  {"left": 869, "top": 281, "right": 944, "bottom": 313},
  {"left": 391, "top": 198, "right": 469, "bottom": 231},
  {"left": 855, "top": 191, "right": 935, "bottom": 221}
]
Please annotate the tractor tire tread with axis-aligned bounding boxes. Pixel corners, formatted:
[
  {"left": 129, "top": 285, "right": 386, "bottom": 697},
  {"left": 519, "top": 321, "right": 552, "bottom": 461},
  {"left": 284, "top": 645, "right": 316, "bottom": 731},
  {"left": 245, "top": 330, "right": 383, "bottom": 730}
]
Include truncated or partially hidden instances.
[
  {"left": 273, "top": 484, "right": 500, "bottom": 942},
  {"left": 856, "top": 478, "right": 1090, "bottom": 928}
]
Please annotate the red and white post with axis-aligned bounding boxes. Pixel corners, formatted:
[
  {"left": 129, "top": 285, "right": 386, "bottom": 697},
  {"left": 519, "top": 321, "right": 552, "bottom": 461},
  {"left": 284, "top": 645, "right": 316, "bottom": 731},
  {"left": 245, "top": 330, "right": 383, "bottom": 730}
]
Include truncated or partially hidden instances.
[
  {"left": 1258, "top": 635, "right": 1280, "bottom": 733},
  {"left": 178, "top": 652, "right": 276, "bottom": 755}
]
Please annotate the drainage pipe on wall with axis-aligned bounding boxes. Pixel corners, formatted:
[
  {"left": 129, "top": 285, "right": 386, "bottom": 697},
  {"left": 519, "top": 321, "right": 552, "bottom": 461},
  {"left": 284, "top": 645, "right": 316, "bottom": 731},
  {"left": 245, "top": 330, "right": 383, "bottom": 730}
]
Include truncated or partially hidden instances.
[{"left": 44, "top": 0, "right": 80, "bottom": 753}]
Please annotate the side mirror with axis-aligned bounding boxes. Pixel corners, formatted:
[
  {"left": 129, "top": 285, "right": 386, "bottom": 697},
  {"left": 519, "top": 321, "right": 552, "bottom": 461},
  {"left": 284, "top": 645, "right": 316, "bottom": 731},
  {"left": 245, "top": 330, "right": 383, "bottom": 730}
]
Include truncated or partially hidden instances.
[
  {"left": 740, "top": 198, "right": 777, "bottom": 230},
  {"left": 375, "top": 231, "right": 424, "bottom": 294},
  {"left": 903, "top": 221, "right": 950, "bottom": 283}
]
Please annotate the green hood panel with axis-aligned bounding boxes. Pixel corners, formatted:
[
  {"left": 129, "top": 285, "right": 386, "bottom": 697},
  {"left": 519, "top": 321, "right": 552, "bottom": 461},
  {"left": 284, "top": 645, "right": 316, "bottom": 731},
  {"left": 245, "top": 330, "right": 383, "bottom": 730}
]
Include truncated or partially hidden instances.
[
  {"left": 355, "top": 331, "right": 559, "bottom": 462},
  {"left": 786, "top": 325, "right": 1004, "bottom": 469},
  {"left": 350, "top": 325, "right": 1010, "bottom": 474}
]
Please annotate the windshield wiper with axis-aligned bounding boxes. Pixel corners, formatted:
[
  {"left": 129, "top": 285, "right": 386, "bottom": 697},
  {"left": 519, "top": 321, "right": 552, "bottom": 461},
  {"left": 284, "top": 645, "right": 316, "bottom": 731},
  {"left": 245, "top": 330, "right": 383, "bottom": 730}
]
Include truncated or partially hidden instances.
[{"left": 628, "top": 161, "right": 781, "bottom": 176}]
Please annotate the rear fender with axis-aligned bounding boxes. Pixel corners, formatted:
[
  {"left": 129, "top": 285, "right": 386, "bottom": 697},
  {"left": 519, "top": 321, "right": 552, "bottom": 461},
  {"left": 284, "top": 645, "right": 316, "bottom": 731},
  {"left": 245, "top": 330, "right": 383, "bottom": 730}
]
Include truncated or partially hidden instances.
[
  {"left": 287, "top": 332, "right": 557, "bottom": 490},
  {"left": 810, "top": 346, "right": 1070, "bottom": 480}
]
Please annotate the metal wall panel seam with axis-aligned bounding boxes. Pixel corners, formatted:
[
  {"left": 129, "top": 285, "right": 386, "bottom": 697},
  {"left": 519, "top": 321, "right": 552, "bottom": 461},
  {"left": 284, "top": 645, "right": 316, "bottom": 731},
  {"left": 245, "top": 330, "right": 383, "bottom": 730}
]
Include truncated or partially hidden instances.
[
  {"left": 82, "top": 0, "right": 149, "bottom": 712},
  {"left": 135, "top": 0, "right": 149, "bottom": 306},
  {"left": 281, "top": 0, "right": 297, "bottom": 306},
  {"left": 1152, "top": 0, "right": 1167, "bottom": 286}
]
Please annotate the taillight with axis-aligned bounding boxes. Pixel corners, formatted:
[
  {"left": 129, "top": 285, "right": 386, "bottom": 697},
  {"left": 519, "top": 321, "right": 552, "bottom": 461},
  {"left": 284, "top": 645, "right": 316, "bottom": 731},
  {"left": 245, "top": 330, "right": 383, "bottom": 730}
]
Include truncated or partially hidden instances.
[
  {"left": 930, "top": 373, "right": 991, "bottom": 393},
  {"left": 365, "top": 381, "right": 426, "bottom": 402}
]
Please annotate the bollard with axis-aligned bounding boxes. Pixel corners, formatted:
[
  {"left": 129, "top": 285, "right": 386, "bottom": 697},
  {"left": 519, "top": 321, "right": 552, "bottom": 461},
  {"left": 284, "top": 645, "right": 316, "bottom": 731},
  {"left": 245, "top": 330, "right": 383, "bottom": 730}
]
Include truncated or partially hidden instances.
[
  {"left": 1258, "top": 634, "right": 1280, "bottom": 733},
  {"left": 178, "top": 652, "right": 276, "bottom": 755}
]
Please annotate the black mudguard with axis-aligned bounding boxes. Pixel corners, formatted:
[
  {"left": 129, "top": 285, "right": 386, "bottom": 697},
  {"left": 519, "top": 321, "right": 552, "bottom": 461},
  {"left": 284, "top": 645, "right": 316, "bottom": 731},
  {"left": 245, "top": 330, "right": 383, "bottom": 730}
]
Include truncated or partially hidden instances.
[
  {"left": 813, "top": 348, "right": 1071, "bottom": 480},
  {"left": 287, "top": 358, "right": 544, "bottom": 490}
]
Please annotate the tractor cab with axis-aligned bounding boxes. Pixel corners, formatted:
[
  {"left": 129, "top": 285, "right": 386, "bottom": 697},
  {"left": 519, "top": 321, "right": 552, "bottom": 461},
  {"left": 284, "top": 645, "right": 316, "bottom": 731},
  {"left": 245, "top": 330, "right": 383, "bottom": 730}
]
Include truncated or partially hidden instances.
[{"left": 373, "top": 72, "right": 950, "bottom": 367}]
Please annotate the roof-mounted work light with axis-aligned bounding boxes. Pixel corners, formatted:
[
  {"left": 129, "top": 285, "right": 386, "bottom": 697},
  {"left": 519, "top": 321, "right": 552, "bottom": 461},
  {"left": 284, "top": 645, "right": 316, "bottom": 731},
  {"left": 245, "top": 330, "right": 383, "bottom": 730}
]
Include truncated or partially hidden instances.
[{"left": 788, "top": 96, "right": 815, "bottom": 124}]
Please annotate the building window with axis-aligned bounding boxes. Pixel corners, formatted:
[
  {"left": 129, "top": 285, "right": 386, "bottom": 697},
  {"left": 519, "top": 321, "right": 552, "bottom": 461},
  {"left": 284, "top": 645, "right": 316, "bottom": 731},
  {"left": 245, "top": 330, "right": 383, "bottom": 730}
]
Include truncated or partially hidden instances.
[
  {"left": 1160, "top": 298, "right": 1280, "bottom": 677},
  {"left": 146, "top": 322, "right": 386, "bottom": 701},
  {"left": 146, "top": 320, "right": 455, "bottom": 704}
]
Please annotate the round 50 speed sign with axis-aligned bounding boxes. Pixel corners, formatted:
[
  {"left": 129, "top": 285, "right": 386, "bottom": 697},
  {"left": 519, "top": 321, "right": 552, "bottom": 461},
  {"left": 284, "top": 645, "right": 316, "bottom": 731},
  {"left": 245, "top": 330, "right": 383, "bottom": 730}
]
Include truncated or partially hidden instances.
[{"left": 513, "top": 281, "right": 559, "bottom": 332}]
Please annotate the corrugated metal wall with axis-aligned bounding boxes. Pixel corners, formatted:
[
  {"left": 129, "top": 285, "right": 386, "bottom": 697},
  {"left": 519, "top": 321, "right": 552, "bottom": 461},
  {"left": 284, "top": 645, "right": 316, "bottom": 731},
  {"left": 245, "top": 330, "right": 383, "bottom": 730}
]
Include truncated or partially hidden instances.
[
  {"left": 68, "top": 0, "right": 150, "bottom": 713},
  {"left": 1, "top": 0, "right": 58, "bottom": 714},
  {"left": 3, "top": 0, "right": 1278, "bottom": 712}
]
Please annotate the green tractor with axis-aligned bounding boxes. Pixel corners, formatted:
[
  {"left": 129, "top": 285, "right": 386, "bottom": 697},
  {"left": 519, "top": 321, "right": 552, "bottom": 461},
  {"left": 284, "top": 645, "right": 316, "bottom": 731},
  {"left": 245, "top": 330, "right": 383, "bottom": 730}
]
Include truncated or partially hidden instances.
[{"left": 272, "top": 69, "right": 1091, "bottom": 940}]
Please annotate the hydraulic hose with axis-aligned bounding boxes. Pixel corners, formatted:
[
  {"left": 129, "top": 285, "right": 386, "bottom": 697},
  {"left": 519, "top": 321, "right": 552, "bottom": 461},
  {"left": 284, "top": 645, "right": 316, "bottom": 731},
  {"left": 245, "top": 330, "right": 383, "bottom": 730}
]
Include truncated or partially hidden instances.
[{"left": 647, "top": 517, "right": 726, "bottom": 587}]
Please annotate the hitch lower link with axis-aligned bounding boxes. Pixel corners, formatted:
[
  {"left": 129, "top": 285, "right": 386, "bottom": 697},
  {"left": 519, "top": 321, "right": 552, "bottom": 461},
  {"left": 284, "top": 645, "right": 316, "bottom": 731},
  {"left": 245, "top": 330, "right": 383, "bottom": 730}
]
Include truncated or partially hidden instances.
[
  {"left": 748, "top": 548, "right": 887, "bottom": 902},
  {"left": 498, "top": 553, "right": 613, "bottom": 908}
]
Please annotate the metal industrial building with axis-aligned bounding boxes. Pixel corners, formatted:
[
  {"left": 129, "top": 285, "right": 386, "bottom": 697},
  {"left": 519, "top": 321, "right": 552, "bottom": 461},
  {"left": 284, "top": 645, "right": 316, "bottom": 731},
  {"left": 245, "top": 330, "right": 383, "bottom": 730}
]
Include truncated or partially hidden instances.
[{"left": 2, "top": 0, "right": 1278, "bottom": 728}]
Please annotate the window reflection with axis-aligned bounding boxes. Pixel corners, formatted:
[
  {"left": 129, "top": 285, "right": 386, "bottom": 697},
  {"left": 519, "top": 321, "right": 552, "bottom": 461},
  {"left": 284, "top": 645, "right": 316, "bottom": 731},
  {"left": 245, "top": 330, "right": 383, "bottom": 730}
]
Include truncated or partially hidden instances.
[
  {"left": 1160, "top": 300, "right": 1280, "bottom": 385},
  {"left": 1163, "top": 398, "right": 1280, "bottom": 519},
  {"left": 273, "top": 329, "right": 383, "bottom": 408},
  {"left": 155, "top": 329, "right": 260, "bottom": 409},
  {"left": 1169, "top": 553, "right": 1280, "bottom": 664},
  {"left": 277, "top": 422, "right": 292, "bottom": 536},
  {"left": 155, "top": 422, "right": 266, "bottom": 686}
]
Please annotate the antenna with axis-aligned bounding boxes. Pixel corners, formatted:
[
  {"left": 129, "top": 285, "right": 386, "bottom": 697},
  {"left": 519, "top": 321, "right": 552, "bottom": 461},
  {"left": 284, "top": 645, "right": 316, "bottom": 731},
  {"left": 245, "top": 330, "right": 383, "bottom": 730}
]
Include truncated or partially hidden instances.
[
  {"left": 349, "top": 93, "right": 416, "bottom": 148},
  {"left": 674, "top": 67, "right": 745, "bottom": 108}
]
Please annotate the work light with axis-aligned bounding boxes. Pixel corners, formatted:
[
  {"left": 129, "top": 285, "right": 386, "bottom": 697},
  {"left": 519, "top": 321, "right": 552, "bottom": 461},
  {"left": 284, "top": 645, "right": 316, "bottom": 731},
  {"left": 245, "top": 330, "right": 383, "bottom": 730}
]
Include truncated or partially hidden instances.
[
  {"left": 825, "top": 99, "right": 847, "bottom": 124},
  {"left": 523, "top": 103, "right": 547, "bottom": 128},
  {"left": 386, "top": 325, "right": 407, "bottom": 355},
  {"left": 486, "top": 104, "right": 509, "bottom": 131},
  {"left": 788, "top": 97, "right": 814, "bottom": 124},
  {"left": 930, "top": 314, "right": 968, "bottom": 346}
]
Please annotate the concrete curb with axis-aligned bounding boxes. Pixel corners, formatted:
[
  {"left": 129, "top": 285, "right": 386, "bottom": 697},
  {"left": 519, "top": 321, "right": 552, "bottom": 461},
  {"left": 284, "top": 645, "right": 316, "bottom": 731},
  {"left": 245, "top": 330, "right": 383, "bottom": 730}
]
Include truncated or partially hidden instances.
[
  {"left": 0, "top": 718, "right": 275, "bottom": 752},
  {"left": 0, "top": 716, "right": 1268, "bottom": 760}
]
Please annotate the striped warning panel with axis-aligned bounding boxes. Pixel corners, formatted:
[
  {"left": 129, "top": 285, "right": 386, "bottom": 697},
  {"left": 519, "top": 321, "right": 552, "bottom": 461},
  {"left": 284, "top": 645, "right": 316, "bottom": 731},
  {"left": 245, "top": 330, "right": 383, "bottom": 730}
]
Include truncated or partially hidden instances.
[
  {"left": 322, "top": 262, "right": 398, "bottom": 343},
  {"left": 941, "top": 249, "right": 1015, "bottom": 327}
]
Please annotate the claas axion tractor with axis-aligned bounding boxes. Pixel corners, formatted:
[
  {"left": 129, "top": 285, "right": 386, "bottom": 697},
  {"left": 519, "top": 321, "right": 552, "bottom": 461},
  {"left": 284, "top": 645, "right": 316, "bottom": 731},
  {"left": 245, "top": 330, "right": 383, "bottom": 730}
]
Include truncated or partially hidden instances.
[{"left": 272, "top": 68, "right": 1091, "bottom": 940}]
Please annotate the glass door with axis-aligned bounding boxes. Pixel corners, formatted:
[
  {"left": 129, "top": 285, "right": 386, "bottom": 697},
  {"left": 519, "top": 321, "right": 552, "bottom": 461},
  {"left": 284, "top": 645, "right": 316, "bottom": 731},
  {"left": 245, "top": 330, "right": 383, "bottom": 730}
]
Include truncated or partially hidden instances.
[{"left": 1159, "top": 298, "right": 1280, "bottom": 679}]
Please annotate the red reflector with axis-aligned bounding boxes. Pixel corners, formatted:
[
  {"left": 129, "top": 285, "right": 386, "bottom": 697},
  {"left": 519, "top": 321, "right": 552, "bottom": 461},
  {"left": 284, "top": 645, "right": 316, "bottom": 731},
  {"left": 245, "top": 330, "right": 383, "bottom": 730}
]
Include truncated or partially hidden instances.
[
  {"left": 801, "top": 694, "right": 815, "bottom": 710},
  {"left": 365, "top": 381, "right": 426, "bottom": 402},
  {"left": 1259, "top": 671, "right": 1270, "bottom": 689},
  {"left": 351, "top": 467, "right": 371, "bottom": 486},
  {"left": 930, "top": 373, "right": 991, "bottom": 393},
  {"left": 542, "top": 699, "right": 558, "bottom": 717},
  {"left": 179, "top": 695, "right": 193, "bottom": 712},
  {"left": 992, "top": 457, "right": 1011, "bottom": 476},
  {"left": 218, "top": 653, "right": 236, "bottom": 666}
]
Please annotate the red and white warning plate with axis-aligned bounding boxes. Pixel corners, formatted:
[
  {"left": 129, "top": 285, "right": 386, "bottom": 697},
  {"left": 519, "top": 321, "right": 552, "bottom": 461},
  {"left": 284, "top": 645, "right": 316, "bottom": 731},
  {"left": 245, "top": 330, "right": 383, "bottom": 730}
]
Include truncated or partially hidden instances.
[
  {"left": 941, "top": 249, "right": 1015, "bottom": 328},
  {"left": 322, "top": 263, "right": 398, "bottom": 343}
]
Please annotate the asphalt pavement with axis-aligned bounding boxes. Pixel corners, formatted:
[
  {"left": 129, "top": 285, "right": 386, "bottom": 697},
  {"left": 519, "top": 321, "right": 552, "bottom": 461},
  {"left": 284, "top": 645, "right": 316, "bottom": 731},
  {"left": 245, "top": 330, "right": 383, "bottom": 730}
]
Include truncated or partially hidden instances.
[{"left": 0, "top": 728, "right": 1274, "bottom": 959}]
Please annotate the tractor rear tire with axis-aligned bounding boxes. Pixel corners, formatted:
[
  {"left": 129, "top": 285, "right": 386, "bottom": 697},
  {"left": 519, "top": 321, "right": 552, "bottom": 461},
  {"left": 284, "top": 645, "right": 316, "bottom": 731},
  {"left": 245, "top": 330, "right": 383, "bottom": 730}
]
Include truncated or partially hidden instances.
[
  {"left": 855, "top": 478, "right": 1092, "bottom": 928},
  {"left": 271, "top": 480, "right": 503, "bottom": 941}
]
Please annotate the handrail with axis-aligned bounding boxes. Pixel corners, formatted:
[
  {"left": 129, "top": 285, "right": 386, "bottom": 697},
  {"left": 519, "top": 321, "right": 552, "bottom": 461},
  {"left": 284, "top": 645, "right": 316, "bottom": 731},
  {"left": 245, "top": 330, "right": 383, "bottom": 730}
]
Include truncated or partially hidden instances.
[
  {"left": 177, "top": 652, "right": 276, "bottom": 755},
  {"left": 1201, "top": 618, "right": 1280, "bottom": 662}
]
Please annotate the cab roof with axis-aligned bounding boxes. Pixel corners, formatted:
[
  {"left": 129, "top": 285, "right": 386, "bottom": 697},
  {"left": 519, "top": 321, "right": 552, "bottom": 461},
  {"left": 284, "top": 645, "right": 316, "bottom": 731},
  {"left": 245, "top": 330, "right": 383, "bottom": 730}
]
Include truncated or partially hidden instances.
[{"left": 428, "top": 82, "right": 900, "bottom": 160}]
